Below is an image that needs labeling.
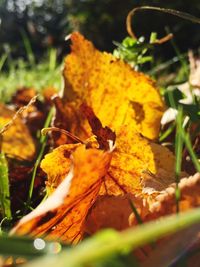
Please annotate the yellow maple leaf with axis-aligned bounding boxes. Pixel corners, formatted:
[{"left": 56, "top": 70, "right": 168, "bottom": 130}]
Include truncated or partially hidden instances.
[
  {"left": 61, "top": 32, "right": 164, "bottom": 141},
  {"left": 51, "top": 33, "right": 173, "bottom": 203},
  {"left": 54, "top": 30, "right": 172, "bottom": 197},
  {"left": 100, "top": 125, "right": 176, "bottom": 197},
  {"left": 0, "top": 104, "right": 35, "bottom": 160}
]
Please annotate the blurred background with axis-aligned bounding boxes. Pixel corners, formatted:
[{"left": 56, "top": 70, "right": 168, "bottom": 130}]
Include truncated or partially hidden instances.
[
  {"left": 1, "top": 0, "right": 200, "bottom": 61},
  {"left": 0, "top": 0, "right": 200, "bottom": 101}
]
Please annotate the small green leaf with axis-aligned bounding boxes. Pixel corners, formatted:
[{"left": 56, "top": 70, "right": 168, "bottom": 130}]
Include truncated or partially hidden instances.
[{"left": 113, "top": 34, "right": 154, "bottom": 69}]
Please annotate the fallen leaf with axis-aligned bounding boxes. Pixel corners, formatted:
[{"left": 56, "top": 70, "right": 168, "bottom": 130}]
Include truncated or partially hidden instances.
[
  {"left": 11, "top": 87, "right": 55, "bottom": 137},
  {"left": 10, "top": 34, "right": 178, "bottom": 245},
  {"left": 11, "top": 87, "right": 37, "bottom": 107},
  {"left": 11, "top": 145, "right": 112, "bottom": 243},
  {"left": 128, "top": 173, "right": 200, "bottom": 225},
  {"left": 0, "top": 104, "right": 36, "bottom": 161},
  {"left": 149, "top": 172, "right": 200, "bottom": 215},
  {"left": 50, "top": 33, "right": 176, "bottom": 231},
  {"left": 55, "top": 32, "right": 164, "bottom": 142}
]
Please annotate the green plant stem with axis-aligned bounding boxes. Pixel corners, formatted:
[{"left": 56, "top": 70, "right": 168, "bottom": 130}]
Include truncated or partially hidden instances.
[
  {"left": 25, "top": 107, "right": 54, "bottom": 212},
  {"left": 175, "top": 106, "right": 184, "bottom": 213},
  {"left": 24, "top": 208, "right": 200, "bottom": 267},
  {"left": 181, "top": 130, "right": 200, "bottom": 172}
]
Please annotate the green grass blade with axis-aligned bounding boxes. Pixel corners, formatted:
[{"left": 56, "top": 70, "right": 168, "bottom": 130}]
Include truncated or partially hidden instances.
[
  {"left": 181, "top": 130, "right": 200, "bottom": 172},
  {"left": 128, "top": 199, "right": 143, "bottom": 224},
  {"left": 0, "top": 236, "right": 45, "bottom": 257},
  {"left": 24, "top": 208, "right": 200, "bottom": 267},
  {"left": 165, "top": 27, "right": 189, "bottom": 78},
  {"left": 0, "top": 153, "right": 12, "bottom": 220},
  {"left": 0, "top": 54, "right": 7, "bottom": 72},
  {"left": 148, "top": 54, "right": 188, "bottom": 76},
  {"left": 0, "top": 235, "right": 68, "bottom": 258},
  {"left": 159, "top": 122, "right": 175, "bottom": 142},
  {"left": 20, "top": 30, "right": 35, "bottom": 66},
  {"left": 175, "top": 105, "right": 184, "bottom": 213},
  {"left": 49, "top": 48, "right": 57, "bottom": 72},
  {"left": 25, "top": 107, "right": 54, "bottom": 212}
]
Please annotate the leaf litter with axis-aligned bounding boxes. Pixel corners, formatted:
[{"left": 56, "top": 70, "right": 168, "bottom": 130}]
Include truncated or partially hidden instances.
[{"left": 1, "top": 31, "right": 200, "bottom": 265}]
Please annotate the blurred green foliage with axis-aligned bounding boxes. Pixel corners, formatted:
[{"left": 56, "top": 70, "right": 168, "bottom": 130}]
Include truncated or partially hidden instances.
[{"left": 0, "top": 0, "right": 200, "bottom": 64}]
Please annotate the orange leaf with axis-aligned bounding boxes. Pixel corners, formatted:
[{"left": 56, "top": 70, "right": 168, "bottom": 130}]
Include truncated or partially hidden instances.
[
  {"left": 11, "top": 145, "right": 112, "bottom": 243},
  {"left": 84, "top": 193, "right": 147, "bottom": 235}
]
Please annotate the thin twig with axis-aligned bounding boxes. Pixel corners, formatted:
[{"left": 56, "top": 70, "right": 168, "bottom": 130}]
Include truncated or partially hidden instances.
[
  {"left": 126, "top": 6, "right": 200, "bottom": 42},
  {"left": 0, "top": 95, "right": 38, "bottom": 135},
  {"left": 41, "top": 127, "right": 84, "bottom": 144}
]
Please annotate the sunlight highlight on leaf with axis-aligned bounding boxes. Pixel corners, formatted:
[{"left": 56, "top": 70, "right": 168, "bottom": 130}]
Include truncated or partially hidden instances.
[{"left": 61, "top": 32, "right": 164, "bottom": 140}]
